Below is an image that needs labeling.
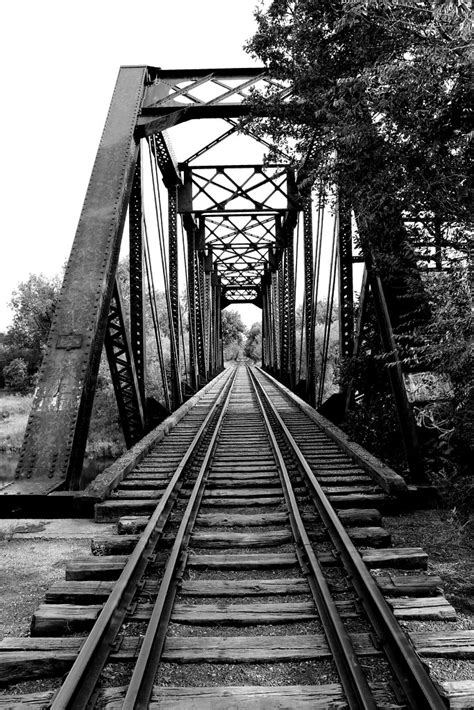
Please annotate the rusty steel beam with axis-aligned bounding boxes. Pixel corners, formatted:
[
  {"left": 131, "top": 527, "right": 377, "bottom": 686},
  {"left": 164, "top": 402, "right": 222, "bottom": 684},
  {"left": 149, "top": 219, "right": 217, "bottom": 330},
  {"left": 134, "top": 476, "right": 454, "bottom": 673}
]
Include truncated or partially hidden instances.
[{"left": 15, "top": 66, "right": 147, "bottom": 492}]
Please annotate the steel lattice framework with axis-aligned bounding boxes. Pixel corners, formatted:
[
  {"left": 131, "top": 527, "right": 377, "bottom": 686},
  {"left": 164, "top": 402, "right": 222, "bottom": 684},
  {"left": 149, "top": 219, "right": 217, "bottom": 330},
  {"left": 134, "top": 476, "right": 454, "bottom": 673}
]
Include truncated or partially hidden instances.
[{"left": 12, "top": 65, "right": 445, "bottom": 494}]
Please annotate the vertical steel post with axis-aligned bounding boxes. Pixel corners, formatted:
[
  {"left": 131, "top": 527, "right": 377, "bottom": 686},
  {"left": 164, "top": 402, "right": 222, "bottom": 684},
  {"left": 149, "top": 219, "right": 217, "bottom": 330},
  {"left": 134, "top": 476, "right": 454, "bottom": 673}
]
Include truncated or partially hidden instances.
[
  {"left": 271, "top": 268, "right": 280, "bottom": 374},
  {"left": 129, "top": 151, "right": 146, "bottom": 406},
  {"left": 196, "top": 250, "right": 207, "bottom": 382},
  {"left": 303, "top": 199, "right": 316, "bottom": 404},
  {"left": 338, "top": 188, "right": 354, "bottom": 360},
  {"left": 187, "top": 229, "right": 199, "bottom": 391},
  {"left": 168, "top": 187, "right": 182, "bottom": 408},
  {"left": 278, "top": 255, "right": 286, "bottom": 381},
  {"left": 287, "top": 234, "right": 296, "bottom": 389}
]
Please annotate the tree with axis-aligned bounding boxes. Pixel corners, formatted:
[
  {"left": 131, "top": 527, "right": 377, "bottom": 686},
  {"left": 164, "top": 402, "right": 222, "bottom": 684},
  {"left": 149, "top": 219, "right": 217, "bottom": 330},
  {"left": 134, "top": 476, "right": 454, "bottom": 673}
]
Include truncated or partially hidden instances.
[
  {"left": 4, "top": 273, "right": 60, "bottom": 373},
  {"left": 1, "top": 274, "right": 60, "bottom": 388},
  {"left": 221, "top": 309, "right": 246, "bottom": 347},
  {"left": 244, "top": 322, "right": 263, "bottom": 362},
  {"left": 2, "top": 358, "right": 29, "bottom": 392},
  {"left": 246, "top": 1, "right": 471, "bottom": 328}
]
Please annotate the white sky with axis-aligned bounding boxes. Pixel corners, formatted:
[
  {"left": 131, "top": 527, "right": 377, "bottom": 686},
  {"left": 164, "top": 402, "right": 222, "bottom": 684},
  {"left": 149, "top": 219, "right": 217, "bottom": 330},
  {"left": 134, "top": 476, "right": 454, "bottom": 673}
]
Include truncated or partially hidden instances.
[{"left": 0, "top": 0, "right": 262, "bottom": 330}]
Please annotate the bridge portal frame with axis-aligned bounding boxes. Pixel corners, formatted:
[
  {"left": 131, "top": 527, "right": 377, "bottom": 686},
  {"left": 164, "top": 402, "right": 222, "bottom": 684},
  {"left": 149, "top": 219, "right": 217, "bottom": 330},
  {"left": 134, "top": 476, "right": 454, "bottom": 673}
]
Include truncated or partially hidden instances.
[{"left": 13, "top": 64, "right": 432, "bottom": 493}]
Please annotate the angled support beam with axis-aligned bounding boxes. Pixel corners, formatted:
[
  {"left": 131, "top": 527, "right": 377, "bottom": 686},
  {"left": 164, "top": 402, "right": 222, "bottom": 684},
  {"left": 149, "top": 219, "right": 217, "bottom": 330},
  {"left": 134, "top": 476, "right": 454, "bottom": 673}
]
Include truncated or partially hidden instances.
[
  {"left": 16, "top": 66, "right": 147, "bottom": 492},
  {"left": 366, "top": 260, "right": 424, "bottom": 481},
  {"left": 104, "top": 281, "right": 146, "bottom": 452}
]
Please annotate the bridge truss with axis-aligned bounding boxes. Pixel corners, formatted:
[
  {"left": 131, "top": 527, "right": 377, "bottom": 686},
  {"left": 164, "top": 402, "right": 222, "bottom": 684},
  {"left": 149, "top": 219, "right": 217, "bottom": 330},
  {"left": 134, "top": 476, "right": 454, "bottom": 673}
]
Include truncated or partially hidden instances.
[{"left": 13, "top": 65, "right": 465, "bottom": 494}]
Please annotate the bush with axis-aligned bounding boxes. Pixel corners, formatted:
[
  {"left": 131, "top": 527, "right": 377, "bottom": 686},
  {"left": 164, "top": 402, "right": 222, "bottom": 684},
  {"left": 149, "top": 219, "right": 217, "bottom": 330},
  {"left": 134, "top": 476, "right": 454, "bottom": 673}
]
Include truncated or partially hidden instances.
[{"left": 3, "top": 358, "right": 30, "bottom": 392}]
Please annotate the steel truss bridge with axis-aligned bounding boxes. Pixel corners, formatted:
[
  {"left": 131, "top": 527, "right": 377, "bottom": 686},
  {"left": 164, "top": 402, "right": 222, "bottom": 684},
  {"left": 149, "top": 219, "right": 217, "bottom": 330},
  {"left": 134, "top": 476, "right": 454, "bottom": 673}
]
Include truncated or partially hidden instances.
[{"left": 9, "top": 65, "right": 468, "bottom": 496}]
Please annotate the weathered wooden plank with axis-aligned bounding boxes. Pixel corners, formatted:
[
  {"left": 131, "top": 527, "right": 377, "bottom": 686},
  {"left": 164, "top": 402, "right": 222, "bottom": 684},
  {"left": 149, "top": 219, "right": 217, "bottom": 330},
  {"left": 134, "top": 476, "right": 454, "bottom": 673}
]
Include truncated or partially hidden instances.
[
  {"left": 65, "top": 556, "right": 129, "bottom": 580},
  {"left": 165, "top": 601, "right": 356, "bottom": 625},
  {"left": 170, "top": 601, "right": 318, "bottom": 624},
  {"left": 327, "top": 493, "right": 393, "bottom": 509},
  {"left": 195, "top": 512, "right": 289, "bottom": 527},
  {"left": 31, "top": 604, "right": 102, "bottom": 636},
  {"left": 117, "top": 515, "right": 150, "bottom": 534},
  {"left": 201, "top": 496, "right": 284, "bottom": 507},
  {"left": 161, "top": 633, "right": 379, "bottom": 662},
  {"left": 317, "top": 475, "right": 373, "bottom": 485},
  {"left": 210, "top": 468, "right": 278, "bottom": 477},
  {"left": 203, "top": 488, "right": 282, "bottom": 498},
  {"left": 387, "top": 596, "right": 456, "bottom": 620},
  {"left": 96, "top": 684, "right": 348, "bottom": 709},
  {"left": 187, "top": 551, "right": 337, "bottom": 569},
  {"left": 111, "top": 489, "right": 163, "bottom": 499},
  {"left": 45, "top": 580, "right": 115, "bottom": 604},
  {"left": 0, "top": 637, "right": 143, "bottom": 684},
  {"left": 180, "top": 578, "right": 309, "bottom": 597},
  {"left": 410, "top": 631, "right": 474, "bottom": 659},
  {"left": 206, "top": 477, "right": 280, "bottom": 488},
  {"left": 375, "top": 574, "right": 443, "bottom": 596},
  {"left": 119, "top": 480, "right": 168, "bottom": 489},
  {"left": 336, "top": 508, "right": 382, "bottom": 526},
  {"left": 436, "top": 680, "right": 474, "bottom": 709},
  {"left": 361, "top": 548, "right": 428, "bottom": 570},
  {"left": 0, "top": 651, "right": 78, "bottom": 684},
  {"left": 0, "top": 691, "right": 56, "bottom": 708},
  {"left": 95, "top": 499, "right": 157, "bottom": 522},
  {"left": 346, "top": 526, "right": 391, "bottom": 547},
  {"left": 187, "top": 553, "right": 298, "bottom": 569},
  {"left": 323, "top": 486, "right": 379, "bottom": 495},
  {"left": 190, "top": 530, "right": 292, "bottom": 548},
  {"left": 91, "top": 535, "right": 140, "bottom": 555}
]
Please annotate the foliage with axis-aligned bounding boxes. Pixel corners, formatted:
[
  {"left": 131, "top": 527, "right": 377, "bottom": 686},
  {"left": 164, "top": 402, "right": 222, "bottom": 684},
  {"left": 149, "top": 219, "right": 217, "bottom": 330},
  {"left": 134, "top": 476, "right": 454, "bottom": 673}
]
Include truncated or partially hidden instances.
[
  {"left": 246, "top": 0, "right": 471, "bottom": 218},
  {"left": 2, "top": 274, "right": 60, "bottom": 386},
  {"left": 2, "top": 358, "right": 30, "bottom": 393},
  {"left": 244, "top": 322, "right": 263, "bottom": 362},
  {"left": 412, "top": 267, "right": 473, "bottom": 515},
  {"left": 6, "top": 273, "right": 60, "bottom": 356},
  {"left": 246, "top": 0, "right": 471, "bottom": 333},
  {"left": 222, "top": 309, "right": 246, "bottom": 347},
  {"left": 222, "top": 309, "right": 246, "bottom": 361}
]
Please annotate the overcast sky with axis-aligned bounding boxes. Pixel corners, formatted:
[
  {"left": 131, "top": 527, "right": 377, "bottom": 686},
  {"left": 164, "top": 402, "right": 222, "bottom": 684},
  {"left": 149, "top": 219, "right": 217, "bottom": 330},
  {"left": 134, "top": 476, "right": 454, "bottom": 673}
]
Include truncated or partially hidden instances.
[{"left": 0, "top": 0, "right": 262, "bottom": 330}]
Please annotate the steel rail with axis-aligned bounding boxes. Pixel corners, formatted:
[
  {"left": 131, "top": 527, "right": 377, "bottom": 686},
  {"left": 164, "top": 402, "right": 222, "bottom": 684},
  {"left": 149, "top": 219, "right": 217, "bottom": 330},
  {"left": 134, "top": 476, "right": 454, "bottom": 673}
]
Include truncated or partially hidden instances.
[
  {"left": 248, "top": 367, "right": 376, "bottom": 710},
  {"left": 51, "top": 368, "right": 233, "bottom": 709},
  {"left": 123, "top": 367, "right": 238, "bottom": 709},
  {"left": 252, "top": 366, "right": 447, "bottom": 710}
]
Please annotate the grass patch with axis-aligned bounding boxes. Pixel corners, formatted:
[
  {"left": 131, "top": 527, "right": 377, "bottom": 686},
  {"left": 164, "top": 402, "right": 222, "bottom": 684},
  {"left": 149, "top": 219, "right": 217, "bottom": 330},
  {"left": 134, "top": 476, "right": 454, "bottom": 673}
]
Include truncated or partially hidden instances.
[
  {"left": 0, "top": 393, "right": 32, "bottom": 451},
  {"left": 384, "top": 509, "right": 474, "bottom": 614}
]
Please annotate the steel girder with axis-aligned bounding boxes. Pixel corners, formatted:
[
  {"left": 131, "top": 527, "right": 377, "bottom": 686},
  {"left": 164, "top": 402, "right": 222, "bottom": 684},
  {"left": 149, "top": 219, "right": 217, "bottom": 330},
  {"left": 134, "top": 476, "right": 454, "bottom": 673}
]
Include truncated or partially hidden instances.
[
  {"left": 303, "top": 199, "right": 316, "bottom": 405},
  {"left": 129, "top": 153, "right": 146, "bottom": 406},
  {"left": 338, "top": 189, "right": 354, "bottom": 361},
  {"left": 168, "top": 188, "right": 182, "bottom": 409},
  {"left": 15, "top": 67, "right": 147, "bottom": 492},
  {"left": 104, "top": 281, "right": 146, "bottom": 451}
]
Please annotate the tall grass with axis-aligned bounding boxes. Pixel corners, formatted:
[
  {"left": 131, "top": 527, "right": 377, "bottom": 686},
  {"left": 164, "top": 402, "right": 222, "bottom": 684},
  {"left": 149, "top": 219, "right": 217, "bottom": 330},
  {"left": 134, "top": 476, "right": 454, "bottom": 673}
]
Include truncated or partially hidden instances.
[{"left": 0, "top": 393, "right": 32, "bottom": 451}]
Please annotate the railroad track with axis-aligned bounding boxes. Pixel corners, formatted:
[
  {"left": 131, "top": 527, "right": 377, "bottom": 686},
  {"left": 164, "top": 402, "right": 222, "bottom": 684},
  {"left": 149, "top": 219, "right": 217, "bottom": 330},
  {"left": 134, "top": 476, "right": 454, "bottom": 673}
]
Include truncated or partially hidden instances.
[{"left": 1, "top": 364, "right": 471, "bottom": 708}]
